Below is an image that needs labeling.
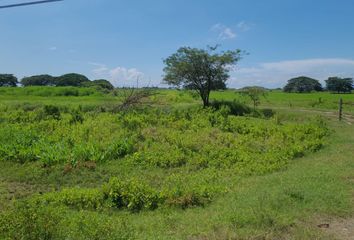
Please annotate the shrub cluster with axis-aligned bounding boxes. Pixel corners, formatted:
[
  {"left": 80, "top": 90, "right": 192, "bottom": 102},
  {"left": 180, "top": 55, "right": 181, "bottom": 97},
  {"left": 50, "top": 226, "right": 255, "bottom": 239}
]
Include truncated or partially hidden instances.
[
  {"left": 31, "top": 176, "right": 215, "bottom": 212},
  {"left": 0, "top": 201, "right": 134, "bottom": 240},
  {"left": 0, "top": 105, "right": 328, "bottom": 175}
]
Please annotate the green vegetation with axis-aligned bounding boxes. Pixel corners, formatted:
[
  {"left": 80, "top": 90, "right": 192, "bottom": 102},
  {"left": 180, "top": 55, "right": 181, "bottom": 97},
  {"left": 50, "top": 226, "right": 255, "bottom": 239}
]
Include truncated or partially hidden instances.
[
  {"left": 283, "top": 76, "right": 323, "bottom": 93},
  {"left": 0, "top": 87, "right": 353, "bottom": 239},
  {"left": 163, "top": 46, "right": 243, "bottom": 107},
  {"left": 6, "top": 72, "right": 115, "bottom": 90},
  {"left": 21, "top": 74, "right": 56, "bottom": 87},
  {"left": 0, "top": 74, "right": 18, "bottom": 87},
  {"left": 239, "top": 86, "right": 268, "bottom": 109},
  {"left": 82, "top": 79, "right": 115, "bottom": 90},
  {"left": 211, "top": 90, "right": 354, "bottom": 114},
  {"left": 326, "top": 77, "right": 354, "bottom": 93}
]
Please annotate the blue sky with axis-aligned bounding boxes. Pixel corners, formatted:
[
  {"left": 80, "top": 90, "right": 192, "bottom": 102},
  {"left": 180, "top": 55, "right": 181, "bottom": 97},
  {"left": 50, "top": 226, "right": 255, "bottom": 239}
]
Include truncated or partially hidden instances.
[{"left": 1, "top": 0, "right": 354, "bottom": 88}]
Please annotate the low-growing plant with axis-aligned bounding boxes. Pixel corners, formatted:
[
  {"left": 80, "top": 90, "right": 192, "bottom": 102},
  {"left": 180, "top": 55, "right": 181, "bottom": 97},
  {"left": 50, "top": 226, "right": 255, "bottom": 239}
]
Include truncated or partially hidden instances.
[
  {"left": 69, "top": 109, "right": 84, "bottom": 124},
  {"left": 0, "top": 201, "right": 63, "bottom": 240},
  {"left": 0, "top": 200, "right": 135, "bottom": 240},
  {"left": 210, "top": 100, "right": 252, "bottom": 116},
  {"left": 102, "top": 177, "right": 161, "bottom": 211},
  {"left": 43, "top": 105, "right": 61, "bottom": 120},
  {"left": 39, "top": 188, "right": 105, "bottom": 210}
]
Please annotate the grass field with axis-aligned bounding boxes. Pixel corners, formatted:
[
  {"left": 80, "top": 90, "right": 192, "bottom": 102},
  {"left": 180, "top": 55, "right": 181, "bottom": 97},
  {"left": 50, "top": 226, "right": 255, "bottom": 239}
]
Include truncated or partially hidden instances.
[{"left": 0, "top": 87, "right": 353, "bottom": 240}]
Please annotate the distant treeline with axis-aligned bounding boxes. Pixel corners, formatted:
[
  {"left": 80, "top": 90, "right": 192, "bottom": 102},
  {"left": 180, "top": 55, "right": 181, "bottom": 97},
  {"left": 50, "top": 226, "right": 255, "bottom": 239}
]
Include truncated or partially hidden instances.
[
  {"left": 283, "top": 76, "right": 353, "bottom": 93},
  {"left": 1, "top": 73, "right": 353, "bottom": 94},
  {"left": 0, "top": 73, "right": 114, "bottom": 90}
]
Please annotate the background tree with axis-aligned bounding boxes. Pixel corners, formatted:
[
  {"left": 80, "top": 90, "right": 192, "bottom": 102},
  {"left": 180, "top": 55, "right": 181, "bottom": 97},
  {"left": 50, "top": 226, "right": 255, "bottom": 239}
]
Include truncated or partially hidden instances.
[
  {"left": 239, "top": 86, "right": 268, "bottom": 110},
  {"left": 56, "top": 73, "right": 90, "bottom": 87},
  {"left": 325, "top": 77, "right": 353, "bottom": 93},
  {"left": 163, "top": 46, "right": 243, "bottom": 107},
  {"left": 283, "top": 76, "right": 323, "bottom": 93},
  {"left": 81, "top": 79, "right": 114, "bottom": 90},
  {"left": 0, "top": 74, "right": 18, "bottom": 87},
  {"left": 21, "top": 74, "right": 55, "bottom": 86}
]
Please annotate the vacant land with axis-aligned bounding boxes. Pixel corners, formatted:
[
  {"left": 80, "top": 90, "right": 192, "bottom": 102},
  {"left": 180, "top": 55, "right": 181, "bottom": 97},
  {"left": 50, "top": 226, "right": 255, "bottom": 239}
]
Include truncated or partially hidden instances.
[{"left": 0, "top": 87, "right": 353, "bottom": 240}]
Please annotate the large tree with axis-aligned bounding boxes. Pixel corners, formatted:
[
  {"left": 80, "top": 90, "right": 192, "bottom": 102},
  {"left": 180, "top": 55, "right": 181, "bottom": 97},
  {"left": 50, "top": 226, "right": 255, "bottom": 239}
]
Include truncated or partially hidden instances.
[
  {"left": 55, "top": 73, "right": 90, "bottom": 87},
  {"left": 21, "top": 74, "right": 55, "bottom": 86},
  {"left": 283, "top": 76, "right": 323, "bottom": 93},
  {"left": 81, "top": 79, "right": 114, "bottom": 90},
  {"left": 163, "top": 46, "right": 243, "bottom": 107},
  {"left": 325, "top": 77, "right": 353, "bottom": 93},
  {"left": 0, "top": 74, "right": 18, "bottom": 87}
]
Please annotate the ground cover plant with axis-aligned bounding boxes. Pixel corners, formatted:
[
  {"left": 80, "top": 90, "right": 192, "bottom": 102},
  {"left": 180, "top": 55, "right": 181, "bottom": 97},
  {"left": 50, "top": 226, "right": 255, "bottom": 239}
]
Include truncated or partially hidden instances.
[{"left": 0, "top": 88, "right": 353, "bottom": 239}]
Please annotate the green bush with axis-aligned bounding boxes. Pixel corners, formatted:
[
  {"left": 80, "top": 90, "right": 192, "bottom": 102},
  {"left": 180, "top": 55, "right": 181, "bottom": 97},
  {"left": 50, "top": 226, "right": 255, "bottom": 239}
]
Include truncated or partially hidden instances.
[
  {"left": 0, "top": 201, "right": 135, "bottom": 240},
  {"left": 260, "top": 108, "right": 276, "bottom": 118},
  {"left": 69, "top": 109, "right": 84, "bottom": 124},
  {"left": 38, "top": 188, "right": 105, "bottom": 210},
  {"left": 31, "top": 176, "right": 215, "bottom": 212},
  {"left": 0, "top": 128, "right": 41, "bottom": 163},
  {"left": 103, "top": 177, "right": 161, "bottom": 211},
  {"left": 0, "top": 201, "right": 63, "bottom": 240},
  {"left": 105, "top": 138, "right": 135, "bottom": 160},
  {"left": 210, "top": 100, "right": 252, "bottom": 116},
  {"left": 43, "top": 105, "right": 61, "bottom": 120}
]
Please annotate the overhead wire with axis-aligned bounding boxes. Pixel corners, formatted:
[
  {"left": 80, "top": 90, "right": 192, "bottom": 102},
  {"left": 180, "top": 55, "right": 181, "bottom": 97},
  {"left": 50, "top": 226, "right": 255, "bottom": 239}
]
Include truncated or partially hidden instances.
[{"left": 0, "top": 0, "right": 63, "bottom": 9}]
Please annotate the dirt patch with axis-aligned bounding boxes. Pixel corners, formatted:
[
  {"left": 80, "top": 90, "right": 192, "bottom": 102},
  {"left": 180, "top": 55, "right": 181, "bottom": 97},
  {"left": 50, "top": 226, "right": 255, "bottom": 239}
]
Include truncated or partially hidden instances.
[{"left": 318, "top": 218, "right": 354, "bottom": 240}]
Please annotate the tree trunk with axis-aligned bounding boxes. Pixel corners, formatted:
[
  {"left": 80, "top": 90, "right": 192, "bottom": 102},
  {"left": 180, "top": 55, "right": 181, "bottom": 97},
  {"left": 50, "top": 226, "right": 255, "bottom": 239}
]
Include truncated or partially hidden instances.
[
  {"left": 202, "top": 96, "right": 209, "bottom": 108},
  {"left": 201, "top": 92, "right": 210, "bottom": 108}
]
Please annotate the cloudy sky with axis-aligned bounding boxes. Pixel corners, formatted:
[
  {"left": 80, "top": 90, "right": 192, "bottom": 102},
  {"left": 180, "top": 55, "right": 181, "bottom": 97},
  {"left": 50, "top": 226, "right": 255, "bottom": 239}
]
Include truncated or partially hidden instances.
[{"left": 0, "top": 0, "right": 354, "bottom": 88}]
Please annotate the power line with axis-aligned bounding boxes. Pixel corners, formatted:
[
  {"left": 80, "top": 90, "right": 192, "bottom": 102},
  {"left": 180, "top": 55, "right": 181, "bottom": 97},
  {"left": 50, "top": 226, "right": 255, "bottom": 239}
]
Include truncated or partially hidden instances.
[{"left": 0, "top": 0, "right": 63, "bottom": 9}]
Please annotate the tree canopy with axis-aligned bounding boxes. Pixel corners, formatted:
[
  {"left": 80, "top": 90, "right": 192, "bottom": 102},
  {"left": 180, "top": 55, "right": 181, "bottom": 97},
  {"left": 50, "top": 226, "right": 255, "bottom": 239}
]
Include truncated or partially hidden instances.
[
  {"left": 0, "top": 74, "right": 18, "bottom": 87},
  {"left": 56, "top": 73, "right": 90, "bottom": 87},
  {"left": 283, "top": 76, "right": 323, "bottom": 93},
  {"left": 21, "top": 74, "right": 55, "bottom": 86},
  {"left": 82, "top": 79, "right": 114, "bottom": 90},
  {"left": 2, "top": 72, "right": 116, "bottom": 90},
  {"left": 325, "top": 77, "right": 353, "bottom": 93},
  {"left": 163, "top": 46, "right": 243, "bottom": 107}
]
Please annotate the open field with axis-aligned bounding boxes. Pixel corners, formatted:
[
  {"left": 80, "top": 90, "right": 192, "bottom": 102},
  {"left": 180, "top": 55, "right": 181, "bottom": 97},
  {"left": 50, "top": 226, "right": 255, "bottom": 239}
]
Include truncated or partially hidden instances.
[{"left": 0, "top": 87, "right": 353, "bottom": 239}]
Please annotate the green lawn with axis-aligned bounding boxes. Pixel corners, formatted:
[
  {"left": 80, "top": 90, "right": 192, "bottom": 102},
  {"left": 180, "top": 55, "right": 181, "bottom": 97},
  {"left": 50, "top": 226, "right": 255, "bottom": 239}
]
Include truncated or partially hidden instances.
[{"left": 211, "top": 90, "right": 354, "bottom": 114}]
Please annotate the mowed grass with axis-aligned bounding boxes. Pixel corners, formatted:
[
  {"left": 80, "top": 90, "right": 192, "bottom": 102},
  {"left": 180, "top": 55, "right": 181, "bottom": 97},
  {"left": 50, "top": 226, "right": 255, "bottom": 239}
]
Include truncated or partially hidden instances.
[
  {"left": 211, "top": 90, "right": 354, "bottom": 114},
  {"left": 0, "top": 88, "right": 353, "bottom": 239}
]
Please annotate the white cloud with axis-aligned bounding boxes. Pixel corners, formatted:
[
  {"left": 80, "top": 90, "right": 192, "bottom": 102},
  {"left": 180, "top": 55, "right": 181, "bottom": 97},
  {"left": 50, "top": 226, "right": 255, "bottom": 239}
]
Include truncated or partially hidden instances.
[
  {"left": 90, "top": 63, "right": 144, "bottom": 87},
  {"left": 211, "top": 24, "right": 236, "bottom": 40},
  {"left": 237, "top": 21, "right": 252, "bottom": 31},
  {"left": 109, "top": 67, "right": 144, "bottom": 87},
  {"left": 230, "top": 58, "right": 354, "bottom": 89},
  {"left": 49, "top": 46, "right": 57, "bottom": 51}
]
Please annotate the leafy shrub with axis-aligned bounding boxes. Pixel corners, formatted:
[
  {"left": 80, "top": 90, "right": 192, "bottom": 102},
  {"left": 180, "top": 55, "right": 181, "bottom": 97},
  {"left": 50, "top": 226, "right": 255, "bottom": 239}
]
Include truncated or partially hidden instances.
[
  {"left": 69, "top": 109, "right": 84, "bottom": 124},
  {"left": 129, "top": 147, "right": 187, "bottom": 168},
  {"left": 38, "top": 188, "right": 105, "bottom": 210},
  {"left": 0, "top": 128, "right": 41, "bottom": 163},
  {"left": 102, "top": 177, "right": 161, "bottom": 211},
  {"left": 260, "top": 108, "right": 275, "bottom": 118},
  {"left": 0, "top": 104, "right": 328, "bottom": 175},
  {"left": 70, "top": 144, "right": 106, "bottom": 165},
  {"left": 31, "top": 176, "right": 215, "bottom": 212},
  {"left": 0, "top": 201, "right": 63, "bottom": 240},
  {"left": 58, "top": 211, "right": 134, "bottom": 240},
  {"left": 210, "top": 100, "right": 252, "bottom": 116},
  {"left": 162, "top": 172, "right": 217, "bottom": 208},
  {"left": 0, "top": 201, "right": 135, "bottom": 240},
  {"left": 105, "top": 138, "right": 135, "bottom": 160},
  {"left": 43, "top": 105, "right": 61, "bottom": 120}
]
